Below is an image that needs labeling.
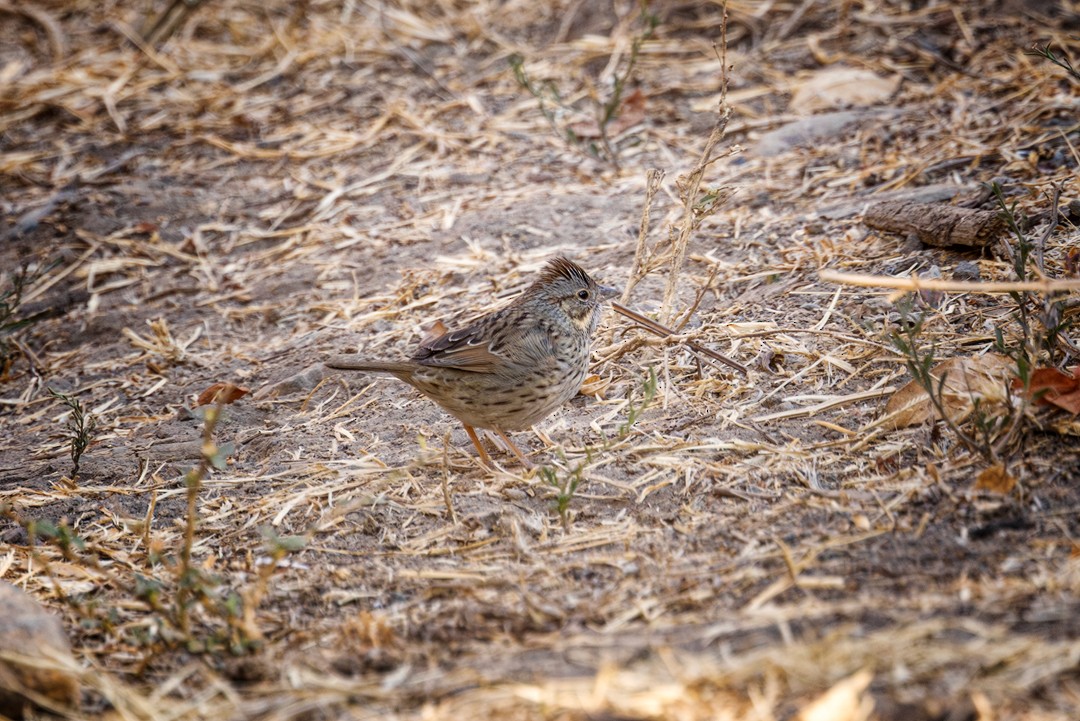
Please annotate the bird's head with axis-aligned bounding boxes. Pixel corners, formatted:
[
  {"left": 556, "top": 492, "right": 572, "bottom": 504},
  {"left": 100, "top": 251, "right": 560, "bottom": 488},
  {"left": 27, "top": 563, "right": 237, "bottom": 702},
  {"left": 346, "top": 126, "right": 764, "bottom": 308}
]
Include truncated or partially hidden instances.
[{"left": 527, "top": 256, "right": 618, "bottom": 333}]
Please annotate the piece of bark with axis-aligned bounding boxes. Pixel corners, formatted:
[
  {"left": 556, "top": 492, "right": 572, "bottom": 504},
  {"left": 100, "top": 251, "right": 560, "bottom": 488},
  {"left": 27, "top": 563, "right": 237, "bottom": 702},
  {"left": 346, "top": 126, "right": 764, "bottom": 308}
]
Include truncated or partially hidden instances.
[
  {"left": 864, "top": 201, "right": 1005, "bottom": 248},
  {"left": 0, "top": 582, "right": 80, "bottom": 718}
]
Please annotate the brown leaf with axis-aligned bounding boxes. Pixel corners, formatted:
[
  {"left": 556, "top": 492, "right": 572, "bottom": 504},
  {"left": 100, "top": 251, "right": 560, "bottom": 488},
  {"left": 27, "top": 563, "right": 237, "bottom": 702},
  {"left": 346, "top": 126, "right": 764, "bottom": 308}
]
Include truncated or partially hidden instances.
[
  {"left": 1014, "top": 366, "right": 1080, "bottom": 415},
  {"left": 975, "top": 463, "right": 1017, "bottom": 494},
  {"left": 883, "top": 354, "right": 1013, "bottom": 429},
  {"left": 197, "top": 382, "right": 250, "bottom": 406},
  {"left": 789, "top": 67, "right": 900, "bottom": 114},
  {"left": 1043, "top": 386, "right": 1080, "bottom": 415},
  {"left": 419, "top": 319, "right": 448, "bottom": 345},
  {"left": 579, "top": 374, "right": 610, "bottom": 399},
  {"left": 1067, "top": 247, "right": 1080, "bottom": 277},
  {"left": 622, "top": 87, "right": 646, "bottom": 113}
]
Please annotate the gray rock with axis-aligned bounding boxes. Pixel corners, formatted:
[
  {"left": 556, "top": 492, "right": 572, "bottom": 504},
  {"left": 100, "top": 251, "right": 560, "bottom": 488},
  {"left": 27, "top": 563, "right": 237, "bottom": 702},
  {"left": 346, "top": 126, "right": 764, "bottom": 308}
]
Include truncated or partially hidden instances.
[
  {"left": 953, "top": 261, "right": 981, "bottom": 281},
  {"left": 754, "top": 109, "right": 899, "bottom": 157},
  {"left": 0, "top": 582, "right": 79, "bottom": 718}
]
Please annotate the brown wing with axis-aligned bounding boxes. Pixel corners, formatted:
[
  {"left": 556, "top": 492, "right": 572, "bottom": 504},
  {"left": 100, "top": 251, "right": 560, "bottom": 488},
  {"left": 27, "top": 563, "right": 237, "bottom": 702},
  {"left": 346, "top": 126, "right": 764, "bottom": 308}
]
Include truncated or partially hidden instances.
[
  {"left": 410, "top": 316, "right": 503, "bottom": 372},
  {"left": 412, "top": 308, "right": 559, "bottom": 373}
]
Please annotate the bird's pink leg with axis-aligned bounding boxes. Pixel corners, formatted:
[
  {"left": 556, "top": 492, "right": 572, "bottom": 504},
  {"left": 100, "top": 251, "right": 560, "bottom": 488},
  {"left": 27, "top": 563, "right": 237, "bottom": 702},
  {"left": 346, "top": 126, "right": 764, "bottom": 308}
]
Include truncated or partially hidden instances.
[
  {"left": 495, "top": 429, "right": 533, "bottom": 468},
  {"left": 463, "top": 425, "right": 494, "bottom": 468}
]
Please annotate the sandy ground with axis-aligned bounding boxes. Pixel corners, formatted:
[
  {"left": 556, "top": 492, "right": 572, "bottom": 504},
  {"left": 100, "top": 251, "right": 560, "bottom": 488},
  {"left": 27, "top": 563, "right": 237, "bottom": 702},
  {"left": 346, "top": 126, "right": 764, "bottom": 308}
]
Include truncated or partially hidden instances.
[{"left": 1, "top": 1, "right": 1079, "bottom": 719}]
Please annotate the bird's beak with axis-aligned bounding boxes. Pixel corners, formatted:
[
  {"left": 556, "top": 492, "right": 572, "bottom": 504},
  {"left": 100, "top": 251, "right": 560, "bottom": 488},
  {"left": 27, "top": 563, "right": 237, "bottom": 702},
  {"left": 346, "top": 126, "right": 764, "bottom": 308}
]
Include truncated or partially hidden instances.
[{"left": 598, "top": 284, "right": 619, "bottom": 301}]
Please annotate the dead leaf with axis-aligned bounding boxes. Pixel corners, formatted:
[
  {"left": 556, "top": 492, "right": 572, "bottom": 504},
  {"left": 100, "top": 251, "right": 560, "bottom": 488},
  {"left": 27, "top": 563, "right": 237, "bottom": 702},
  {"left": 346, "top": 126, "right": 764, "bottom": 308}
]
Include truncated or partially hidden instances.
[
  {"left": 1066, "top": 247, "right": 1080, "bottom": 276},
  {"left": 197, "top": 382, "right": 250, "bottom": 406},
  {"left": 790, "top": 67, "right": 900, "bottom": 114},
  {"left": 974, "top": 463, "right": 1017, "bottom": 494},
  {"left": 1014, "top": 366, "right": 1080, "bottom": 415},
  {"left": 420, "top": 319, "right": 449, "bottom": 345},
  {"left": 797, "top": 669, "right": 874, "bottom": 721},
  {"left": 579, "top": 374, "right": 610, "bottom": 398},
  {"left": 915, "top": 265, "right": 945, "bottom": 308},
  {"left": 882, "top": 354, "right": 1013, "bottom": 429}
]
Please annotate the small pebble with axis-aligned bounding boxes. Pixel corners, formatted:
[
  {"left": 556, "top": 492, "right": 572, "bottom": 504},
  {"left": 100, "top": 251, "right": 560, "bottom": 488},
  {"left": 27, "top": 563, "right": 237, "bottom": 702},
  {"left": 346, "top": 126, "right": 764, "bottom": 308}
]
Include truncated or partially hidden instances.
[{"left": 953, "top": 261, "right": 981, "bottom": 281}]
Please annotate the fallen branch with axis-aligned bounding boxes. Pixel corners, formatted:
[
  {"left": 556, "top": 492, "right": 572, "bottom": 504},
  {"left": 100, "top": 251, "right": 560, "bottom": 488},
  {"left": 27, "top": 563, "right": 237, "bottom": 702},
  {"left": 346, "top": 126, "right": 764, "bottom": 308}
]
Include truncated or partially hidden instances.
[
  {"left": 819, "top": 270, "right": 1080, "bottom": 294},
  {"left": 863, "top": 201, "right": 1005, "bottom": 248}
]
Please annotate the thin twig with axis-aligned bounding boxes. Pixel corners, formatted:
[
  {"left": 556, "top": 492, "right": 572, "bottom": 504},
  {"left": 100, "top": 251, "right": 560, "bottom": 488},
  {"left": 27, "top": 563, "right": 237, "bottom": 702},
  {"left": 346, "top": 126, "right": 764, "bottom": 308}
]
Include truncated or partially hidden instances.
[
  {"left": 660, "top": 5, "right": 733, "bottom": 323},
  {"left": 622, "top": 168, "right": 666, "bottom": 304},
  {"left": 1036, "top": 183, "right": 1061, "bottom": 274},
  {"left": 612, "top": 302, "right": 748, "bottom": 375},
  {"left": 441, "top": 430, "right": 457, "bottom": 525},
  {"left": 140, "top": 0, "right": 206, "bottom": 48},
  {"left": 673, "top": 261, "right": 723, "bottom": 333},
  {"left": 0, "top": 2, "right": 66, "bottom": 61}
]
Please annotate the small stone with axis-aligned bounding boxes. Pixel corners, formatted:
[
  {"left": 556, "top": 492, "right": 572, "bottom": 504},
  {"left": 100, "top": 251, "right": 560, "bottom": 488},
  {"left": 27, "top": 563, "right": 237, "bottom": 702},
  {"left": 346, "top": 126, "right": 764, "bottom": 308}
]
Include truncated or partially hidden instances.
[
  {"left": 754, "top": 110, "right": 868, "bottom": 156},
  {"left": 953, "top": 261, "right": 981, "bottom": 281},
  {"left": 0, "top": 582, "right": 79, "bottom": 718},
  {"left": 899, "top": 233, "right": 923, "bottom": 253},
  {"left": 1066, "top": 199, "right": 1080, "bottom": 221}
]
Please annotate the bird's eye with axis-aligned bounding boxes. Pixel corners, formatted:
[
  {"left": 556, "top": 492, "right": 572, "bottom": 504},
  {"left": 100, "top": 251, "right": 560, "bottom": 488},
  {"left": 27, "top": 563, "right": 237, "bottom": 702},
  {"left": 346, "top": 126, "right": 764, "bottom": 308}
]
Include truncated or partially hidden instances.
[{"left": 577, "top": 289, "right": 590, "bottom": 300}]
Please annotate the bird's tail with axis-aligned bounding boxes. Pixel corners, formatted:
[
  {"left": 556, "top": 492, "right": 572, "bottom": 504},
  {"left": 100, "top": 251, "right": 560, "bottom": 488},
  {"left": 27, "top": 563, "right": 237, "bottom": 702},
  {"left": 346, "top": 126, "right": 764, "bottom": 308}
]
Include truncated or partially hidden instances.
[{"left": 325, "top": 357, "right": 415, "bottom": 374}]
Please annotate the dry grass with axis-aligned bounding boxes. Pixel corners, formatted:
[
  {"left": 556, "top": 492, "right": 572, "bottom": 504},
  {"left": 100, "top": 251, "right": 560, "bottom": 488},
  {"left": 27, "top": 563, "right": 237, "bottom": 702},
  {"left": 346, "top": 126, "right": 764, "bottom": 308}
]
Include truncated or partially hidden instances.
[{"left": 2, "top": 1, "right": 1079, "bottom": 719}]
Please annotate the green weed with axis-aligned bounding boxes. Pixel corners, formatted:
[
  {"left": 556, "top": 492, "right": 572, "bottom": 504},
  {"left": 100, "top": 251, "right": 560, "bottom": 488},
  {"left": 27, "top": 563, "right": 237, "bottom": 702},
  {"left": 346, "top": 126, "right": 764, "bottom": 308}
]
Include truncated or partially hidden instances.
[
  {"left": 888, "top": 181, "right": 1070, "bottom": 466},
  {"left": 46, "top": 388, "right": 97, "bottom": 480},
  {"left": 540, "top": 367, "right": 657, "bottom": 530},
  {"left": 3, "top": 402, "right": 305, "bottom": 659},
  {"left": 618, "top": 366, "right": 658, "bottom": 438},
  {"left": 1028, "top": 42, "right": 1080, "bottom": 82},
  {"left": 509, "top": 1, "right": 658, "bottom": 167},
  {"left": 540, "top": 452, "right": 590, "bottom": 533},
  {"left": 0, "top": 264, "right": 49, "bottom": 377}
]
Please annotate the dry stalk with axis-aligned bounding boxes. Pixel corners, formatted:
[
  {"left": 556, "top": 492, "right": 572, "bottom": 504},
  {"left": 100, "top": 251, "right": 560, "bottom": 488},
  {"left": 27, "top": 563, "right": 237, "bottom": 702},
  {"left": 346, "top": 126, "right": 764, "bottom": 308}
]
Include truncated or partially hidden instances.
[
  {"left": 660, "top": 4, "right": 734, "bottom": 324},
  {"left": 139, "top": 0, "right": 207, "bottom": 48},
  {"left": 622, "top": 168, "right": 666, "bottom": 304},
  {"left": 176, "top": 401, "right": 224, "bottom": 636},
  {"left": 441, "top": 429, "right": 457, "bottom": 524},
  {"left": 673, "top": 260, "right": 722, "bottom": 333},
  {"left": 660, "top": 104, "right": 733, "bottom": 324}
]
